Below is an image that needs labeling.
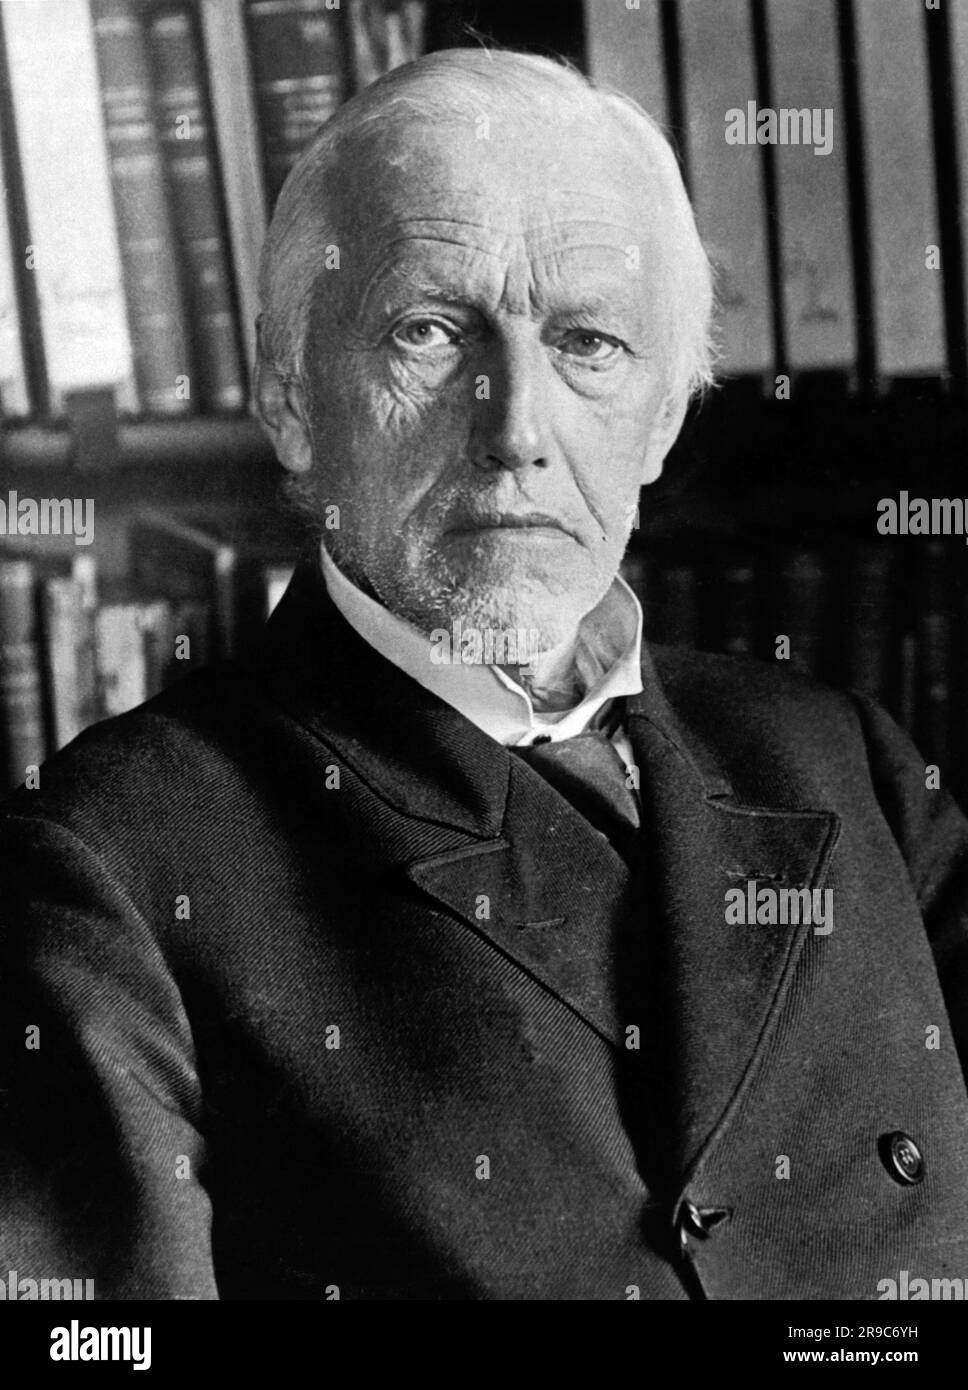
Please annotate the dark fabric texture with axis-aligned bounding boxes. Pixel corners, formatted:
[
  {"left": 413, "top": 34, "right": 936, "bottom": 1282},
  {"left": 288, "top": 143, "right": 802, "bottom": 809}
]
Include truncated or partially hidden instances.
[
  {"left": 1, "top": 553, "right": 968, "bottom": 1301},
  {"left": 512, "top": 726, "right": 640, "bottom": 858}
]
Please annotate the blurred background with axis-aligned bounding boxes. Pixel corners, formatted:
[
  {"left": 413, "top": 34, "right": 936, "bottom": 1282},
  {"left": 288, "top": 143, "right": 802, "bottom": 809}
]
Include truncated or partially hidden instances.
[{"left": 0, "top": 0, "right": 966, "bottom": 807}]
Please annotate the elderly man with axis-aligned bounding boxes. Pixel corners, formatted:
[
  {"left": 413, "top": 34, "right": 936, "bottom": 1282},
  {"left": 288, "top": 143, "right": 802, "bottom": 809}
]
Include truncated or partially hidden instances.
[{"left": 2, "top": 49, "right": 968, "bottom": 1303}]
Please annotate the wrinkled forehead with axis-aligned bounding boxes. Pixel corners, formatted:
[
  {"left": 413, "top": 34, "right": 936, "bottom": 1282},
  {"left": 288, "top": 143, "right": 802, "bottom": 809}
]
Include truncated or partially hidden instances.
[
  {"left": 348, "top": 110, "right": 661, "bottom": 202},
  {"left": 322, "top": 115, "right": 677, "bottom": 305}
]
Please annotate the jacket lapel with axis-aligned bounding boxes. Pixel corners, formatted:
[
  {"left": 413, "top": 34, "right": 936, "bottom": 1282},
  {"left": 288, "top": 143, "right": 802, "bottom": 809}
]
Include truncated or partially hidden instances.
[
  {"left": 245, "top": 551, "right": 509, "bottom": 840},
  {"left": 406, "top": 757, "right": 635, "bottom": 1049},
  {"left": 246, "top": 554, "right": 635, "bottom": 1047},
  {"left": 625, "top": 664, "right": 841, "bottom": 1187},
  {"left": 249, "top": 557, "right": 843, "bottom": 1190}
]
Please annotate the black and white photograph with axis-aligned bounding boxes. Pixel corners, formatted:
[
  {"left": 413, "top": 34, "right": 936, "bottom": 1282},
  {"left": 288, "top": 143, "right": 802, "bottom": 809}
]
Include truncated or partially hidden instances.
[{"left": 0, "top": 0, "right": 967, "bottom": 1350}]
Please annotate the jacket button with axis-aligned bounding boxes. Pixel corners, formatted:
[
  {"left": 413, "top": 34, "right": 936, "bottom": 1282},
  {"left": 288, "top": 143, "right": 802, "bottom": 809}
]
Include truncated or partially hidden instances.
[
  {"left": 677, "top": 1201, "right": 732, "bottom": 1251},
  {"left": 882, "top": 1131, "right": 925, "bottom": 1185}
]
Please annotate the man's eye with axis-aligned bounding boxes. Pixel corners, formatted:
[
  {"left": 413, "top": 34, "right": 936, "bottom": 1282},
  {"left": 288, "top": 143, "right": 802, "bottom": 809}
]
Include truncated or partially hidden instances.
[
  {"left": 557, "top": 330, "right": 623, "bottom": 362},
  {"left": 392, "top": 319, "right": 460, "bottom": 349}
]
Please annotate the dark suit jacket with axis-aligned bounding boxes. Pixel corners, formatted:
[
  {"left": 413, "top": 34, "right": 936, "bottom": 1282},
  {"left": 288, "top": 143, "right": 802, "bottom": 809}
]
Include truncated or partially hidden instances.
[{"left": 2, "top": 555, "right": 968, "bottom": 1301}]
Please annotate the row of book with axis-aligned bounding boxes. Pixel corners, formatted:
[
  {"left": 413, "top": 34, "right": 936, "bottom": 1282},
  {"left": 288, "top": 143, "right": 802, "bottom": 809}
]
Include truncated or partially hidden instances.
[
  {"left": 2, "top": 510, "right": 966, "bottom": 809},
  {"left": 0, "top": 0, "right": 426, "bottom": 422},
  {"left": 2, "top": 0, "right": 967, "bottom": 427},
  {"left": 622, "top": 536, "right": 968, "bottom": 801},
  {"left": 585, "top": 0, "right": 968, "bottom": 387},
  {"left": 0, "top": 509, "right": 297, "bottom": 789}
]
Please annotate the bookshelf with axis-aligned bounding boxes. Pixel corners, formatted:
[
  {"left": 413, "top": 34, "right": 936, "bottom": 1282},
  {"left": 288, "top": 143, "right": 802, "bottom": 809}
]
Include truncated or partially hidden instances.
[
  {"left": 0, "top": 0, "right": 966, "bottom": 807},
  {"left": 3, "top": 414, "right": 266, "bottom": 473},
  {"left": 0, "top": 3, "right": 962, "bottom": 459}
]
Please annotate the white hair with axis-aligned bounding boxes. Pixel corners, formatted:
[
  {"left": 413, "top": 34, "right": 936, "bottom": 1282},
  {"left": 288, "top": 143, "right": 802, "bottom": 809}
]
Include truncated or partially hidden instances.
[{"left": 258, "top": 47, "right": 716, "bottom": 403}]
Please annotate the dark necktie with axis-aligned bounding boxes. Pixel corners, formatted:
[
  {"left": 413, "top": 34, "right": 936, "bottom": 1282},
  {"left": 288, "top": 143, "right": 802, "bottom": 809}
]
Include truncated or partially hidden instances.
[{"left": 512, "top": 722, "right": 640, "bottom": 860}]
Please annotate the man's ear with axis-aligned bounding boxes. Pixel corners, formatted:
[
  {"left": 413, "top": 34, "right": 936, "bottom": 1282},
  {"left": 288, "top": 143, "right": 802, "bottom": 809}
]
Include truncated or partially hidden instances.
[
  {"left": 253, "top": 318, "right": 314, "bottom": 475},
  {"left": 639, "top": 390, "right": 690, "bottom": 485}
]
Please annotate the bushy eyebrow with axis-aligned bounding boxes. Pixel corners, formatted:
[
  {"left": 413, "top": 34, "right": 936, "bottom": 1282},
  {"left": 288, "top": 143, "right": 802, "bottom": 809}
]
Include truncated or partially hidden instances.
[
  {"left": 548, "top": 293, "right": 639, "bottom": 323},
  {"left": 355, "top": 245, "right": 502, "bottom": 326},
  {"left": 362, "top": 289, "right": 650, "bottom": 346},
  {"left": 353, "top": 236, "right": 656, "bottom": 339}
]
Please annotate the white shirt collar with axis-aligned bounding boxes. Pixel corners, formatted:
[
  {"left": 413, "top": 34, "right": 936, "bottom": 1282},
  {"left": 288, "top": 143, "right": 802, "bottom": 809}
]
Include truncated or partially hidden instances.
[{"left": 318, "top": 542, "right": 643, "bottom": 747}]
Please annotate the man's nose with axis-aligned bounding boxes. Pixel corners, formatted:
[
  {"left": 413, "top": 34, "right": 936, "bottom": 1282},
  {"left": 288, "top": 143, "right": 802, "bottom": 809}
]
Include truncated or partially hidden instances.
[{"left": 469, "top": 335, "right": 552, "bottom": 473}]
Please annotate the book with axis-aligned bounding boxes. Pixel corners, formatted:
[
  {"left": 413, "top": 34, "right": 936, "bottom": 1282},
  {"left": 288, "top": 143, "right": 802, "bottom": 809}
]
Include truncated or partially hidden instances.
[
  {"left": 769, "top": 547, "right": 829, "bottom": 679},
  {"left": 584, "top": 0, "right": 670, "bottom": 128},
  {"left": 95, "top": 593, "right": 174, "bottom": 719},
  {"left": 647, "top": 551, "right": 702, "bottom": 650},
  {"left": 765, "top": 0, "right": 856, "bottom": 373},
  {"left": 915, "top": 608, "right": 952, "bottom": 771},
  {"left": 130, "top": 507, "right": 300, "bottom": 660},
  {"left": 346, "top": 0, "right": 426, "bottom": 91},
  {"left": 838, "top": 542, "right": 898, "bottom": 711},
  {"left": 1, "top": 0, "right": 136, "bottom": 415},
  {"left": 245, "top": 0, "right": 350, "bottom": 205},
  {"left": 197, "top": 0, "right": 266, "bottom": 373},
  {"left": 148, "top": 3, "right": 247, "bottom": 414},
  {"left": 73, "top": 554, "right": 101, "bottom": 731},
  {"left": 95, "top": 601, "right": 145, "bottom": 719},
  {"left": 853, "top": 0, "right": 946, "bottom": 380},
  {"left": 952, "top": 0, "right": 968, "bottom": 368},
  {"left": 164, "top": 599, "right": 216, "bottom": 683},
  {"left": 39, "top": 560, "right": 100, "bottom": 752},
  {"left": 705, "top": 548, "right": 758, "bottom": 659},
  {"left": 90, "top": 0, "right": 193, "bottom": 416},
  {"left": 0, "top": 137, "right": 28, "bottom": 419},
  {"left": 678, "top": 0, "right": 774, "bottom": 376},
  {"left": 955, "top": 571, "right": 968, "bottom": 813},
  {"left": 0, "top": 557, "right": 45, "bottom": 789},
  {"left": 912, "top": 540, "right": 954, "bottom": 774},
  {"left": 897, "top": 631, "right": 918, "bottom": 738}
]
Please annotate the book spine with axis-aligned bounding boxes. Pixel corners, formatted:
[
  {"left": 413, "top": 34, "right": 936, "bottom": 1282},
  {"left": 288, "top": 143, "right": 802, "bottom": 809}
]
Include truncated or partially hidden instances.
[
  {"left": 1, "top": 0, "right": 136, "bottom": 413},
  {"left": 38, "top": 562, "right": 99, "bottom": 750},
  {"left": 72, "top": 555, "right": 101, "bottom": 732},
  {"left": 838, "top": 542, "right": 898, "bottom": 711},
  {"left": 956, "top": 576, "right": 968, "bottom": 815},
  {"left": 148, "top": 5, "right": 247, "bottom": 414},
  {"left": 198, "top": 0, "right": 266, "bottom": 373},
  {"left": 913, "top": 541, "right": 953, "bottom": 775},
  {"left": 770, "top": 548, "right": 829, "bottom": 679},
  {"left": 765, "top": 0, "right": 856, "bottom": 374},
  {"left": 652, "top": 555, "right": 702, "bottom": 650},
  {"left": 584, "top": 0, "right": 669, "bottom": 128},
  {"left": 0, "top": 558, "right": 45, "bottom": 788},
  {"left": 0, "top": 135, "right": 28, "bottom": 419},
  {"left": 245, "top": 0, "right": 349, "bottom": 204},
  {"left": 706, "top": 549, "right": 758, "bottom": 659},
  {"left": 95, "top": 602, "right": 149, "bottom": 717},
  {"left": 135, "top": 599, "right": 175, "bottom": 698},
  {"left": 168, "top": 600, "right": 215, "bottom": 680},
  {"left": 346, "top": 0, "right": 426, "bottom": 92},
  {"left": 40, "top": 577, "right": 86, "bottom": 751},
  {"left": 853, "top": 0, "right": 945, "bottom": 381},
  {"left": 90, "top": 0, "right": 193, "bottom": 416},
  {"left": 678, "top": 0, "right": 774, "bottom": 377},
  {"left": 953, "top": 0, "right": 968, "bottom": 367}
]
